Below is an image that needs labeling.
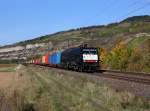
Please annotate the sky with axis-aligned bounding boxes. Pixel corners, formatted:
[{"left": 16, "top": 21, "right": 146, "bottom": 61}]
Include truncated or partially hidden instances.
[{"left": 0, "top": 0, "right": 150, "bottom": 45}]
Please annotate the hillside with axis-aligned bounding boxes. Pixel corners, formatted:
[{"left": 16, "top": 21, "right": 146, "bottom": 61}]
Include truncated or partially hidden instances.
[
  {"left": 16, "top": 15, "right": 150, "bottom": 47},
  {"left": 0, "top": 15, "right": 150, "bottom": 72}
]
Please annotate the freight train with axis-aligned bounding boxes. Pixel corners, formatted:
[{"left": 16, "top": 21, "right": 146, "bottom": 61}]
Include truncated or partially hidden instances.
[{"left": 28, "top": 45, "right": 100, "bottom": 72}]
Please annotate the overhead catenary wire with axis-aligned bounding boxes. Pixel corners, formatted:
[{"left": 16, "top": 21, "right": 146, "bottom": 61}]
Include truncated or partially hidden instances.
[
  {"left": 128, "top": 0, "right": 142, "bottom": 7},
  {"left": 115, "top": 1, "right": 150, "bottom": 22},
  {"left": 99, "top": 0, "right": 149, "bottom": 23}
]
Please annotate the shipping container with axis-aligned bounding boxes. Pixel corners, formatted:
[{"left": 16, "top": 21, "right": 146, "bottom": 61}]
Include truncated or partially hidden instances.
[
  {"left": 36, "top": 58, "right": 41, "bottom": 64},
  {"left": 39, "top": 57, "right": 42, "bottom": 64},
  {"left": 33, "top": 59, "right": 35, "bottom": 64},
  {"left": 48, "top": 51, "right": 61, "bottom": 65},
  {"left": 56, "top": 51, "right": 61, "bottom": 64},
  {"left": 42, "top": 56, "right": 46, "bottom": 64},
  {"left": 35, "top": 59, "right": 37, "bottom": 64},
  {"left": 32, "top": 59, "right": 34, "bottom": 64},
  {"left": 45, "top": 54, "right": 49, "bottom": 64},
  {"left": 42, "top": 54, "right": 49, "bottom": 64}
]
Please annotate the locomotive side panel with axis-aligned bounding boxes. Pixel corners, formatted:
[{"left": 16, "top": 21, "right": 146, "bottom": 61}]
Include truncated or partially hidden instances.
[{"left": 61, "top": 47, "right": 81, "bottom": 70}]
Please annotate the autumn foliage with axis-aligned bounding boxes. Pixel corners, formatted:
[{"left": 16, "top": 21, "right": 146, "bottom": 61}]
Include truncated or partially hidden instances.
[{"left": 100, "top": 39, "right": 149, "bottom": 72}]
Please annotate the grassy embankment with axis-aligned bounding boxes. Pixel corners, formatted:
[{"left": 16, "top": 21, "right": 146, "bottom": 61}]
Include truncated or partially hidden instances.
[{"left": 0, "top": 65, "right": 149, "bottom": 111}]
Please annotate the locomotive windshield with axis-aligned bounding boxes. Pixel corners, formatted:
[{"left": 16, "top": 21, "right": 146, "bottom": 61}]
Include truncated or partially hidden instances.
[{"left": 82, "top": 49, "right": 97, "bottom": 54}]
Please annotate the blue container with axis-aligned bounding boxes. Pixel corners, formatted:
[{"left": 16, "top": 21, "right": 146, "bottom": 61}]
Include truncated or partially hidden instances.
[
  {"left": 48, "top": 51, "right": 61, "bottom": 65},
  {"left": 55, "top": 51, "right": 61, "bottom": 64},
  {"left": 53, "top": 53, "right": 55, "bottom": 64},
  {"left": 51, "top": 54, "right": 54, "bottom": 64},
  {"left": 48, "top": 55, "right": 51, "bottom": 64}
]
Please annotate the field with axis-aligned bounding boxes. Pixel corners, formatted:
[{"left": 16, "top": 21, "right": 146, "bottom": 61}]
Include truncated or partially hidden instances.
[
  {"left": 0, "top": 64, "right": 149, "bottom": 111},
  {"left": 0, "top": 64, "right": 17, "bottom": 72},
  {"left": 0, "top": 72, "right": 15, "bottom": 88},
  {"left": 0, "top": 64, "right": 17, "bottom": 88}
]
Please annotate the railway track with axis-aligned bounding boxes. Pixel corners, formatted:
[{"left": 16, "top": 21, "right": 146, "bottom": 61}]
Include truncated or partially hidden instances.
[
  {"left": 96, "top": 70, "right": 150, "bottom": 85},
  {"left": 101, "top": 70, "right": 150, "bottom": 77},
  {"left": 29, "top": 64, "right": 150, "bottom": 85}
]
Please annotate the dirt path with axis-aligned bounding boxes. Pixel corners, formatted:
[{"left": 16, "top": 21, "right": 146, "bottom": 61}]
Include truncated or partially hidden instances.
[
  {"left": 0, "top": 64, "right": 26, "bottom": 89},
  {"left": 0, "top": 72, "right": 15, "bottom": 89}
]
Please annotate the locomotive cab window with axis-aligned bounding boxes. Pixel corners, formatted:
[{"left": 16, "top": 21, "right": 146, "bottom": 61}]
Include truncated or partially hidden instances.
[{"left": 82, "top": 49, "right": 97, "bottom": 54}]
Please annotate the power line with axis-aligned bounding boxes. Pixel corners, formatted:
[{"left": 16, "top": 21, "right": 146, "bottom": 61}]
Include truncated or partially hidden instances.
[
  {"left": 102, "top": 0, "right": 145, "bottom": 22},
  {"left": 126, "top": 2, "right": 150, "bottom": 16},
  {"left": 118, "top": 2, "right": 150, "bottom": 21},
  {"left": 128, "top": 0, "right": 142, "bottom": 7}
]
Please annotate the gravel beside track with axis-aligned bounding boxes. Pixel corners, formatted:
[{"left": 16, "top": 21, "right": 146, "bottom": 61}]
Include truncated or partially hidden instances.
[{"left": 95, "top": 72, "right": 150, "bottom": 85}]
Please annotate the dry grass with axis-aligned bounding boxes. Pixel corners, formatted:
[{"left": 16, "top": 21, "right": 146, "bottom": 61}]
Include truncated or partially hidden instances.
[
  {"left": 26, "top": 66, "right": 150, "bottom": 111},
  {"left": 0, "top": 65, "right": 36, "bottom": 111},
  {"left": 0, "top": 72, "right": 15, "bottom": 88},
  {"left": 0, "top": 90, "right": 34, "bottom": 111},
  {"left": 0, "top": 65, "right": 149, "bottom": 111}
]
